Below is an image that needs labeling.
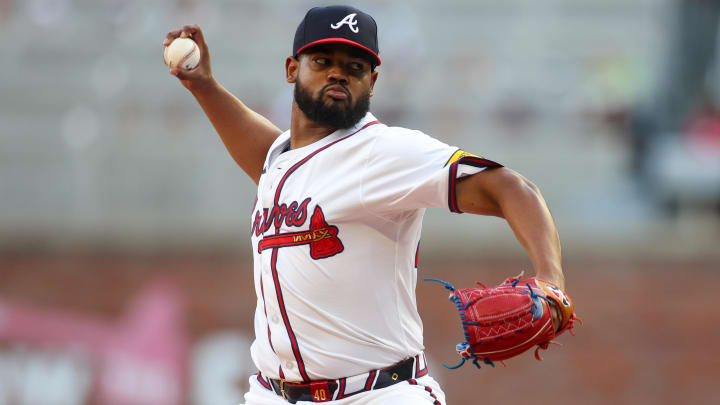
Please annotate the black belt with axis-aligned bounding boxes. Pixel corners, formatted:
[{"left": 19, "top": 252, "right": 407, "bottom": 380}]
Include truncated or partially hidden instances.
[{"left": 260, "top": 353, "right": 427, "bottom": 403}]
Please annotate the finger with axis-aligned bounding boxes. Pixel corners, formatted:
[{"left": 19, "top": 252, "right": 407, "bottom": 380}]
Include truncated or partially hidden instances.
[
  {"left": 171, "top": 66, "right": 202, "bottom": 81},
  {"left": 550, "top": 304, "right": 561, "bottom": 331},
  {"left": 180, "top": 24, "right": 196, "bottom": 38},
  {"left": 163, "top": 29, "right": 182, "bottom": 46},
  {"left": 180, "top": 24, "right": 208, "bottom": 51}
]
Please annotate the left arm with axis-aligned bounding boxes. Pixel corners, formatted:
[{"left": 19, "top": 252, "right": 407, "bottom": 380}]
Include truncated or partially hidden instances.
[{"left": 455, "top": 167, "right": 564, "bottom": 289}]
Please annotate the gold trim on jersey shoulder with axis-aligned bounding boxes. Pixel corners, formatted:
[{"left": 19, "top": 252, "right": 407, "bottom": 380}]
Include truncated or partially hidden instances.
[{"left": 445, "top": 149, "right": 482, "bottom": 167}]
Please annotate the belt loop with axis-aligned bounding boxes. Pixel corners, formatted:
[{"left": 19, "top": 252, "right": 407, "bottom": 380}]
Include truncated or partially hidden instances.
[
  {"left": 415, "top": 352, "right": 428, "bottom": 378},
  {"left": 412, "top": 354, "right": 419, "bottom": 378}
]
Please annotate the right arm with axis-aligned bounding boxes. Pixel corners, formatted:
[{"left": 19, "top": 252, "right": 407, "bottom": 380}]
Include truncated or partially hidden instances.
[{"left": 165, "top": 25, "right": 282, "bottom": 184}]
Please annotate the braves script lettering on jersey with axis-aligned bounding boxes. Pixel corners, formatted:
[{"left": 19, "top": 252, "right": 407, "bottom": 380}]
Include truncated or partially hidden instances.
[{"left": 249, "top": 113, "right": 500, "bottom": 389}]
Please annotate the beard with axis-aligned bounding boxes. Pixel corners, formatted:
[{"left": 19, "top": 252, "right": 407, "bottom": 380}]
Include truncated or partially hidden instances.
[{"left": 294, "top": 78, "right": 371, "bottom": 130}]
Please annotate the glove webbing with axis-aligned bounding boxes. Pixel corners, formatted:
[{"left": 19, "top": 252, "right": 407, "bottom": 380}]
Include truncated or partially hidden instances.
[{"left": 424, "top": 278, "right": 498, "bottom": 370}]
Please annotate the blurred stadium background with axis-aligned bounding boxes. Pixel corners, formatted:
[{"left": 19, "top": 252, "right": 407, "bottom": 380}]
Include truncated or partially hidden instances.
[{"left": 1, "top": 0, "right": 719, "bottom": 404}]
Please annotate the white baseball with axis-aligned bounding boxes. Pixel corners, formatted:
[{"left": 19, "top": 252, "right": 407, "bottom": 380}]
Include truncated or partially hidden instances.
[{"left": 164, "top": 37, "right": 200, "bottom": 70}]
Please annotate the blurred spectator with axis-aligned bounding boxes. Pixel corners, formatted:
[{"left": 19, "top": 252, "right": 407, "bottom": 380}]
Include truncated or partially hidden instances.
[
  {"left": 687, "top": 101, "right": 720, "bottom": 152},
  {"left": 629, "top": 0, "right": 720, "bottom": 215},
  {"left": 0, "top": 0, "right": 13, "bottom": 23}
]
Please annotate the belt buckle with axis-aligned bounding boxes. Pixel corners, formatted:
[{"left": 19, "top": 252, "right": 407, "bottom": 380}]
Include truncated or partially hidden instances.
[{"left": 280, "top": 379, "right": 288, "bottom": 401}]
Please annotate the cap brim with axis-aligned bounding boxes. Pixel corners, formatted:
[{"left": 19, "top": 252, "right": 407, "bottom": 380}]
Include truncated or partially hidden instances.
[{"left": 296, "top": 38, "right": 381, "bottom": 66}]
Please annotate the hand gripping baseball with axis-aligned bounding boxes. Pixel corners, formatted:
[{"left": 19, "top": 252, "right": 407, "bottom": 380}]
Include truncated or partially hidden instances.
[
  {"left": 425, "top": 272, "right": 580, "bottom": 369},
  {"left": 163, "top": 25, "right": 214, "bottom": 91}
]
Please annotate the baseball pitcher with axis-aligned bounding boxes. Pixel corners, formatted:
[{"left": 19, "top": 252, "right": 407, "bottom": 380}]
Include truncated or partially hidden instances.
[{"left": 165, "top": 5, "right": 576, "bottom": 405}]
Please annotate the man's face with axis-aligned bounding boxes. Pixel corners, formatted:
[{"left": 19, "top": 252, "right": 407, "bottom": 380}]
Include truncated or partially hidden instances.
[{"left": 288, "top": 44, "right": 378, "bottom": 129}]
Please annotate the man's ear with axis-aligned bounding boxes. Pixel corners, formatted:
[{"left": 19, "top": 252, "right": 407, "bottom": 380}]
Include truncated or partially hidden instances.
[
  {"left": 286, "top": 56, "right": 299, "bottom": 83},
  {"left": 369, "top": 70, "right": 379, "bottom": 97}
]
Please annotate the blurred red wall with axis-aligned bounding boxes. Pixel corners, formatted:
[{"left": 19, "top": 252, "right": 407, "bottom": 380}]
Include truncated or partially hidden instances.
[{"left": 0, "top": 254, "right": 717, "bottom": 404}]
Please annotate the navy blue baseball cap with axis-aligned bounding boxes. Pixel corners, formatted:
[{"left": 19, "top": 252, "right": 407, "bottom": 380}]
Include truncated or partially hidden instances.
[{"left": 293, "top": 5, "right": 381, "bottom": 66}]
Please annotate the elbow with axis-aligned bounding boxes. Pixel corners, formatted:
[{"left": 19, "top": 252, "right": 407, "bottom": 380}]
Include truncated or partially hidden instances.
[
  {"left": 495, "top": 169, "right": 547, "bottom": 214},
  {"left": 500, "top": 169, "right": 542, "bottom": 198},
  {"left": 506, "top": 170, "right": 543, "bottom": 200},
  {"left": 519, "top": 175, "right": 542, "bottom": 198}
]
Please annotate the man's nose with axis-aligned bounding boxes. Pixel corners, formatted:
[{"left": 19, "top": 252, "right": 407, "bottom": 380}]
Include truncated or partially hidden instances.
[{"left": 327, "top": 65, "right": 348, "bottom": 83}]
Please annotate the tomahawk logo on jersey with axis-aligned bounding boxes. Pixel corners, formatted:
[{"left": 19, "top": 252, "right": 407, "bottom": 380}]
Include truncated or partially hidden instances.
[{"left": 255, "top": 204, "right": 344, "bottom": 260}]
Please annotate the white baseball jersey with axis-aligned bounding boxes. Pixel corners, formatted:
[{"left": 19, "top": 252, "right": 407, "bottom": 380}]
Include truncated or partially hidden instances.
[{"left": 249, "top": 112, "right": 500, "bottom": 382}]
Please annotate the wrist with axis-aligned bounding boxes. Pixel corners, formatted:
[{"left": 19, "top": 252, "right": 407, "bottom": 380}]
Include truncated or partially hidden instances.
[
  {"left": 534, "top": 271, "right": 564, "bottom": 290},
  {"left": 188, "top": 74, "right": 219, "bottom": 95}
]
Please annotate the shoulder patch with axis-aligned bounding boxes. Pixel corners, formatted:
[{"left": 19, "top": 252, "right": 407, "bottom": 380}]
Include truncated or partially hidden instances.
[{"left": 445, "top": 149, "right": 481, "bottom": 167}]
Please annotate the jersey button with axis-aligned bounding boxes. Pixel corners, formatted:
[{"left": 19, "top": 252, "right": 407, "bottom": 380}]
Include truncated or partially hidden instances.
[
  {"left": 285, "top": 361, "right": 296, "bottom": 370},
  {"left": 271, "top": 313, "right": 280, "bottom": 324}
]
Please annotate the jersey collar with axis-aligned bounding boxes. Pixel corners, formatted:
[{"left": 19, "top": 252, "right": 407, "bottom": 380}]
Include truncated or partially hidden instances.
[{"left": 276, "top": 112, "right": 378, "bottom": 158}]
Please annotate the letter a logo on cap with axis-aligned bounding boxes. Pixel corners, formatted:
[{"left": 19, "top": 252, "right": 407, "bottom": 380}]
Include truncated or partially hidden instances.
[{"left": 330, "top": 13, "right": 359, "bottom": 33}]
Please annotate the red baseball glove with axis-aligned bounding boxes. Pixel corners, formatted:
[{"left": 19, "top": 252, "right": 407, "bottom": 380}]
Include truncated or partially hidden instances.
[{"left": 425, "top": 272, "right": 579, "bottom": 369}]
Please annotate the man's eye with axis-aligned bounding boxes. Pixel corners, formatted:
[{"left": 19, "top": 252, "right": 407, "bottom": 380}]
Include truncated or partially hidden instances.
[
  {"left": 350, "top": 62, "right": 363, "bottom": 71},
  {"left": 315, "top": 58, "right": 328, "bottom": 65}
]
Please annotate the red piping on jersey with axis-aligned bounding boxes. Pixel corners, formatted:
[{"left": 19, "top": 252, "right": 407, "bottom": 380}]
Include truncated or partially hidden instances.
[
  {"left": 414, "top": 241, "right": 420, "bottom": 268},
  {"left": 266, "top": 120, "right": 380, "bottom": 382},
  {"left": 259, "top": 278, "right": 276, "bottom": 354},
  {"left": 269, "top": 246, "right": 309, "bottom": 381},
  {"left": 447, "top": 156, "right": 503, "bottom": 214},
  {"left": 256, "top": 372, "right": 272, "bottom": 390}
]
